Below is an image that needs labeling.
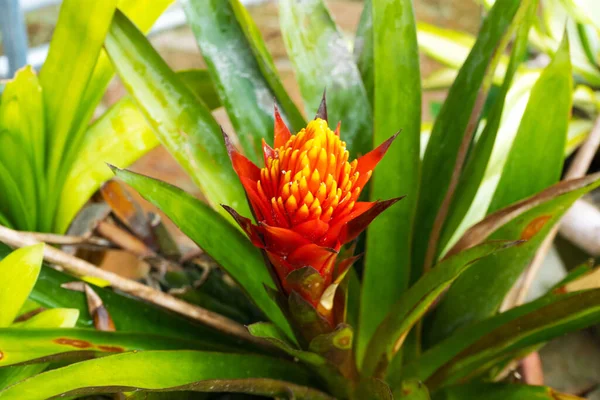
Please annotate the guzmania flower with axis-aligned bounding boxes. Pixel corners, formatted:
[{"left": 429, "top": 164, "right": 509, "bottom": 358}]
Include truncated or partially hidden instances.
[{"left": 223, "top": 98, "right": 400, "bottom": 325}]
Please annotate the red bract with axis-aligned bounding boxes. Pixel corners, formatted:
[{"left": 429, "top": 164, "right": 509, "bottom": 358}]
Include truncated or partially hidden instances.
[{"left": 223, "top": 101, "right": 400, "bottom": 316}]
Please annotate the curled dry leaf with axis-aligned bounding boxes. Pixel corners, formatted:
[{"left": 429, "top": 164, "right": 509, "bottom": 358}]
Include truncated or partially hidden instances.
[{"left": 61, "top": 282, "right": 115, "bottom": 331}]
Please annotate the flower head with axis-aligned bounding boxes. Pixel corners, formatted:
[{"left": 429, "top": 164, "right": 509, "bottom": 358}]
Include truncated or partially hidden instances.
[{"left": 223, "top": 100, "right": 400, "bottom": 311}]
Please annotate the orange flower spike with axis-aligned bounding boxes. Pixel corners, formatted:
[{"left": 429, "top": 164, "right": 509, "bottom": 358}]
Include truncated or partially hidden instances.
[{"left": 223, "top": 102, "right": 401, "bottom": 304}]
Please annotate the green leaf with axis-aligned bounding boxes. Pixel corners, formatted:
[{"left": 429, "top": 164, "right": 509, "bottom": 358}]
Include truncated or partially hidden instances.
[
  {"left": 40, "top": 0, "right": 117, "bottom": 194},
  {"left": 113, "top": 168, "right": 294, "bottom": 340},
  {"left": 278, "top": 0, "right": 373, "bottom": 157},
  {"left": 438, "top": 0, "right": 538, "bottom": 255},
  {"left": 354, "top": 0, "right": 374, "bottom": 105},
  {"left": 0, "top": 351, "right": 323, "bottom": 399},
  {"left": 0, "top": 328, "right": 219, "bottom": 368},
  {"left": 422, "top": 174, "right": 600, "bottom": 349},
  {"left": 433, "top": 383, "right": 583, "bottom": 400},
  {"left": 0, "top": 66, "right": 44, "bottom": 230},
  {"left": 183, "top": 0, "right": 304, "bottom": 162},
  {"left": 488, "top": 35, "right": 572, "bottom": 212},
  {"left": 412, "top": 0, "right": 521, "bottom": 282},
  {"left": 361, "top": 241, "right": 515, "bottom": 377},
  {"left": 104, "top": 10, "right": 250, "bottom": 220},
  {"left": 358, "top": 0, "right": 421, "bottom": 367},
  {"left": 12, "top": 308, "right": 79, "bottom": 329},
  {"left": 403, "top": 290, "right": 600, "bottom": 390},
  {"left": 0, "top": 244, "right": 44, "bottom": 327},
  {"left": 55, "top": 98, "right": 158, "bottom": 233},
  {"left": 230, "top": 0, "right": 305, "bottom": 132},
  {"left": 176, "top": 69, "right": 222, "bottom": 110}
]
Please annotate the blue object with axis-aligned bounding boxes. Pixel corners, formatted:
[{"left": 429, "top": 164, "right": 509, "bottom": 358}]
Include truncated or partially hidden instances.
[{"left": 0, "top": 0, "right": 29, "bottom": 77}]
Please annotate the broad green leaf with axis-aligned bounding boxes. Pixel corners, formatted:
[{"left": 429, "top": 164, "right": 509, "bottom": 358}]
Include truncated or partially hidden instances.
[
  {"left": 488, "top": 36, "right": 573, "bottom": 213},
  {"left": 0, "top": 66, "right": 44, "bottom": 230},
  {"left": 229, "top": 0, "right": 306, "bottom": 133},
  {"left": 73, "top": 0, "right": 175, "bottom": 137},
  {"left": 12, "top": 308, "right": 79, "bottom": 329},
  {"left": 433, "top": 383, "right": 583, "bottom": 400},
  {"left": 358, "top": 0, "right": 421, "bottom": 366},
  {"left": 361, "top": 241, "right": 515, "bottom": 377},
  {"left": 104, "top": 10, "right": 250, "bottom": 219},
  {"left": 424, "top": 173, "right": 600, "bottom": 347},
  {"left": 412, "top": 0, "right": 521, "bottom": 282},
  {"left": 0, "top": 328, "right": 218, "bottom": 367},
  {"left": 278, "top": 0, "right": 373, "bottom": 157},
  {"left": 438, "top": 0, "right": 538, "bottom": 256},
  {"left": 0, "top": 309, "right": 78, "bottom": 389},
  {"left": 55, "top": 98, "right": 158, "bottom": 233},
  {"left": 0, "top": 351, "right": 321, "bottom": 399},
  {"left": 40, "top": 0, "right": 117, "bottom": 194},
  {"left": 0, "top": 244, "right": 44, "bottom": 327},
  {"left": 417, "top": 23, "right": 507, "bottom": 86},
  {"left": 176, "top": 69, "right": 221, "bottom": 110},
  {"left": 183, "top": 0, "right": 304, "bottom": 162},
  {"left": 403, "top": 290, "right": 600, "bottom": 390},
  {"left": 113, "top": 168, "right": 294, "bottom": 340},
  {"left": 354, "top": 0, "right": 374, "bottom": 105}
]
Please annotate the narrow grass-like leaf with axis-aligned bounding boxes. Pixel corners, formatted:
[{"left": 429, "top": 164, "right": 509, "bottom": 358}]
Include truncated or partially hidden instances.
[
  {"left": 488, "top": 36, "right": 572, "bottom": 212},
  {"left": 425, "top": 173, "right": 600, "bottom": 346},
  {"left": 56, "top": 98, "right": 158, "bottom": 233},
  {"left": 113, "top": 168, "right": 294, "bottom": 340},
  {"left": 438, "top": 0, "right": 537, "bottom": 255},
  {"left": 0, "top": 162, "right": 33, "bottom": 229},
  {"left": 361, "top": 241, "right": 515, "bottom": 378},
  {"left": 104, "top": 10, "right": 250, "bottom": 219},
  {"left": 0, "top": 244, "right": 44, "bottom": 327},
  {"left": 278, "top": 0, "right": 373, "bottom": 157},
  {"left": 0, "top": 351, "right": 320, "bottom": 399},
  {"left": 433, "top": 383, "right": 583, "bottom": 400},
  {"left": 183, "top": 0, "right": 304, "bottom": 162},
  {"left": 412, "top": 0, "right": 521, "bottom": 282},
  {"left": 403, "top": 289, "right": 600, "bottom": 390},
  {"left": 0, "top": 328, "right": 219, "bottom": 367},
  {"left": 358, "top": 0, "right": 421, "bottom": 366}
]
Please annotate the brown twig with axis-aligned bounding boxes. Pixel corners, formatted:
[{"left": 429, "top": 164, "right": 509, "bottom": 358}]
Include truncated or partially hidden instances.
[
  {"left": 512, "top": 114, "right": 600, "bottom": 306},
  {"left": 96, "top": 221, "right": 154, "bottom": 258},
  {"left": 0, "top": 224, "right": 266, "bottom": 347},
  {"left": 19, "top": 231, "right": 110, "bottom": 247}
]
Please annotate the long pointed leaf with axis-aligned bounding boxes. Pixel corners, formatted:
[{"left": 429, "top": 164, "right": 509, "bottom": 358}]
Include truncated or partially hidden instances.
[
  {"left": 438, "top": 1, "right": 537, "bottom": 254},
  {"left": 433, "top": 383, "right": 583, "bottom": 400},
  {"left": 425, "top": 173, "right": 600, "bottom": 346},
  {"left": 104, "top": 10, "right": 250, "bottom": 219},
  {"left": 412, "top": 0, "right": 521, "bottom": 282},
  {"left": 113, "top": 168, "right": 294, "bottom": 340},
  {"left": 403, "top": 289, "right": 600, "bottom": 390},
  {"left": 358, "top": 0, "right": 421, "bottom": 366},
  {"left": 0, "top": 328, "right": 219, "bottom": 367},
  {"left": 361, "top": 241, "right": 515, "bottom": 377},
  {"left": 0, "top": 351, "right": 319, "bottom": 399},
  {"left": 278, "top": 0, "right": 373, "bottom": 157},
  {"left": 40, "top": 0, "right": 117, "bottom": 196},
  {"left": 183, "top": 0, "right": 304, "bottom": 162}
]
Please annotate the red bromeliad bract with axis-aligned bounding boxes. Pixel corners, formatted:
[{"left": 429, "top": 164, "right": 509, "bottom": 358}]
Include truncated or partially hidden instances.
[{"left": 223, "top": 100, "right": 400, "bottom": 317}]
